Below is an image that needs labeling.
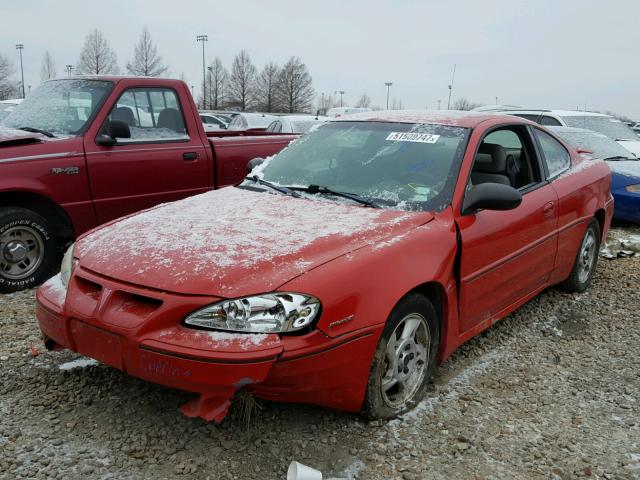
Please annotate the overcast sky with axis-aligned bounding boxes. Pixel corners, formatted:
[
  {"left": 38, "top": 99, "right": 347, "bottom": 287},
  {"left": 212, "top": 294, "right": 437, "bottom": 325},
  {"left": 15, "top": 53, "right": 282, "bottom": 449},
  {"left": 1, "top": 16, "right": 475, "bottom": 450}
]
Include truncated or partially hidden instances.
[{"left": 2, "top": 0, "right": 639, "bottom": 118}]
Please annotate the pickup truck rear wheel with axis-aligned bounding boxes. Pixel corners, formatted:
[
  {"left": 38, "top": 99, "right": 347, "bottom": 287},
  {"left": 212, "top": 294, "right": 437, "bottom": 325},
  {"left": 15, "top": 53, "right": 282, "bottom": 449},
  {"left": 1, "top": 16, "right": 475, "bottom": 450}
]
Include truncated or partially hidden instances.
[
  {"left": 362, "top": 293, "right": 439, "bottom": 420},
  {"left": 0, "top": 207, "right": 58, "bottom": 293},
  {"left": 560, "top": 219, "right": 600, "bottom": 293}
]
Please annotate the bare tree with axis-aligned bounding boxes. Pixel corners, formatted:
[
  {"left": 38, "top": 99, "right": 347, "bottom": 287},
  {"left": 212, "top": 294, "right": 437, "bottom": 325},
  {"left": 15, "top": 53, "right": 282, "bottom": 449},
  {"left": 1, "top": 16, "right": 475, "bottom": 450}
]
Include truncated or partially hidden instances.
[
  {"left": 76, "top": 29, "right": 119, "bottom": 75},
  {"left": 0, "top": 54, "right": 18, "bottom": 100},
  {"left": 452, "top": 97, "right": 481, "bottom": 111},
  {"left": 255, "top": 62, "right": 280, "bottom": 112},
  {"left": 355, "top": 93, "right": 372, "bottom": 108},
  {"left": 40, "top": 51, "right": 56, "bottom": 82},
  {"left": 275, "top": 56, "right": 315, "bottom": 113},
  {"left": 205, "top": 57, "right": 227, "bottom": 110},
  {"left": 390, "top": 97, "right": 404, "bottom": 110},
  {"left": 126, "top": 27, "right": 168, "bottom": 77},
  {"left": 228, "top": 50, "right": 257, "bottom": 111}
]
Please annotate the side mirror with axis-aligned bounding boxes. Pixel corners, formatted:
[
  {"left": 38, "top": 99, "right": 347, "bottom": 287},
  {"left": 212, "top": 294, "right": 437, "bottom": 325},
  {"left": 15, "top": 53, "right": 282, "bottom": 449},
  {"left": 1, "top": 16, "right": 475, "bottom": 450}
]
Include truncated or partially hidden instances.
[
  {"left": 95, "top": 120, "right": 131, "bottom": 147},
  {"left": 462, "top": 182, "right": 522, "bottom": 215},
  {"left": 247, "top": 157, "right": 264, "bottom": 172}
]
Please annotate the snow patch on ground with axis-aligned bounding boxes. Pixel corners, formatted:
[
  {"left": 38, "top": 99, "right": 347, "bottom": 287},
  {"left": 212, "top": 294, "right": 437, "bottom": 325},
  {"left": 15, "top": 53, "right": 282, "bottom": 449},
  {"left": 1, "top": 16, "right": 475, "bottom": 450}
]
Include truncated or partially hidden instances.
[
  {"left": 58, "top": 358, "right": 99, "bottom": 370},
  {"left": 342, "top": 459, "right": 366, "bottom": 479}
]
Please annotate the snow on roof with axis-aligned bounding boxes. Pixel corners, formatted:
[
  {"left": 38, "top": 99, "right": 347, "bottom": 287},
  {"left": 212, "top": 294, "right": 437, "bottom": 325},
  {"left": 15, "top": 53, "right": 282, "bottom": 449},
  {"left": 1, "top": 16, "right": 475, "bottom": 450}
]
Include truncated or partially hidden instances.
[
  {"left": 501, "top": 109, "right": 611, "bottom": 118},
  {"left": 335, "top": 109, "right": 508, "bottom": 128}
]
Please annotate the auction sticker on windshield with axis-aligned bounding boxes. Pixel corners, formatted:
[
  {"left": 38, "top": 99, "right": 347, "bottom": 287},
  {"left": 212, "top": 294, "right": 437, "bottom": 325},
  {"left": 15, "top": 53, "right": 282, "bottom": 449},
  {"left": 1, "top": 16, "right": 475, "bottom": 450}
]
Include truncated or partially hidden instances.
[{"left": 386, "top": 132, "right": 440, "bottom": 143}]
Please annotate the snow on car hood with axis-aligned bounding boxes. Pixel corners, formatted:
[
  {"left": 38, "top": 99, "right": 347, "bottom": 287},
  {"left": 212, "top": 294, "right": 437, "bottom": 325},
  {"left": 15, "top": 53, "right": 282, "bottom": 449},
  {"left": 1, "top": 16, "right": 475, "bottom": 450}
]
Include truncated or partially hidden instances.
[
  {"left": 0, "top": 126, "right": 43, "bottom": 146},
  {"left": 617, "top": 139, "right": 640, "bottom": 157},
  {"left": 609, "top": 160, "right": 640, "bottom": 179},
  {"left": 76, "top": 187, "right": 432, "bottom": 296}
]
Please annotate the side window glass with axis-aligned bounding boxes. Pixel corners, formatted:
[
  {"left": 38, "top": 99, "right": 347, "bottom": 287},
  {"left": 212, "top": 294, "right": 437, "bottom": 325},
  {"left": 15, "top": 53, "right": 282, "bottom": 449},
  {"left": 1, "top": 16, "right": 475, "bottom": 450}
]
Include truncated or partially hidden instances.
[
  {"left": 484, "top": 130, "right": 522, "bottom": 149},
  {"left": 535, "top": 129, "right": 570, "bottom": 177},
  {"left": 540, "top": 116, "right": 562, "bottom": 127},
  {"left": 106, "top": 88, "right": 189, "bottom": 143}
]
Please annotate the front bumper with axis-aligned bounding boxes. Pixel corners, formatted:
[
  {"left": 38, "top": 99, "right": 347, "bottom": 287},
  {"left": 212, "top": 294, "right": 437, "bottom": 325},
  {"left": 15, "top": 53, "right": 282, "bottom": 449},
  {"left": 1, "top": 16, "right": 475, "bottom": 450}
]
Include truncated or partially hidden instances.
[{"left": 37, "top": 267, "right": 380, "bottom": 421}]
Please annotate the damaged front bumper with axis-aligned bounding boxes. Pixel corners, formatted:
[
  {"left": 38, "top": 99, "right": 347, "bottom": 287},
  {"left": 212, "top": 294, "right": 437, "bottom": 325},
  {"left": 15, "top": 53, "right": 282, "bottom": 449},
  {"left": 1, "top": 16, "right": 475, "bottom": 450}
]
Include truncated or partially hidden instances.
[{"left": 36, "top": 268, "right": 380, "bottom": 422}]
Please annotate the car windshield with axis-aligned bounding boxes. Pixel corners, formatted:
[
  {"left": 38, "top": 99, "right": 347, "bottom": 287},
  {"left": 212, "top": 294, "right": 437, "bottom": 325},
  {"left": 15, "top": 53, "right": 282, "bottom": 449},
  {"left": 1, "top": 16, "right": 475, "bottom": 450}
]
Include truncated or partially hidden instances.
[
  {"left": 560, "top": 115, "right": 638, "bottom": 141},
  {"left": 253, "top": 121, "right": 469, "bottom": 211},
  {"left": 552, "top": 129, "right": 637, "bottom": 160},
  {"left": 1, "top": 79, "right": 112, "bottom": 136}
]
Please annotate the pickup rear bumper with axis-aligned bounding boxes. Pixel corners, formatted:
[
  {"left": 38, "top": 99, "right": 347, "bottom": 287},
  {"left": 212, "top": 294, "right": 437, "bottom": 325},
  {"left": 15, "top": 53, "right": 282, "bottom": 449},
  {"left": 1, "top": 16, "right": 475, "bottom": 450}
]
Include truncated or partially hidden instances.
[{"left": 36, "top": 269, "right": 380, "bottom": 422}]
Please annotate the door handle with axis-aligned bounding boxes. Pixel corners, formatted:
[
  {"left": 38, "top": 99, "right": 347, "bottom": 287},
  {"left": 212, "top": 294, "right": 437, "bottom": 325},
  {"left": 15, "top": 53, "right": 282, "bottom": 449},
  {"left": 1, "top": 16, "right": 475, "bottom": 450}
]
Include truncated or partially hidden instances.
[
  {"left": 543, "top": 201, "right": 555, "bottom": 218},
  {"left": 183, "top": 152, "right": 198, "bottom": 161}
]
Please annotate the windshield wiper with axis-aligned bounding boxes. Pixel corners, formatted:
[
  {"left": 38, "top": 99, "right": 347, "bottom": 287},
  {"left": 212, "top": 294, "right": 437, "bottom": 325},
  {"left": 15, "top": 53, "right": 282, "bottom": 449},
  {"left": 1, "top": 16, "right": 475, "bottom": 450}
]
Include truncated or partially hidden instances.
[
  {"left": 289, "top": 184, "right": 380, "bottom": 208},
  {"left": 18, "top": 127, "right": 55, "bottom": 138},
  {"left": 603, "top": 156, "right": 637, "bottom": 161},
  {"left": 244, "top": 175, "right": 300, "bottom": 197}
]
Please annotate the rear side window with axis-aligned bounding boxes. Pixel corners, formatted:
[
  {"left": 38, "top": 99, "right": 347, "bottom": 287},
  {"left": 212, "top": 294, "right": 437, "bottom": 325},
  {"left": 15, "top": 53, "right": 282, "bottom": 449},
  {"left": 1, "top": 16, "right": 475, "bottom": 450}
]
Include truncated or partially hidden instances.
[
  {"left": 539, "top": 115, "right": 562, "bottom": 127},
  {"left": 106, "top": 88, "right": 189, "bottom": 143},
  {"left": 267, "top": 121, "right": 282, "bottom": 133},
  {"left": 535, "top": 129, "right": 570, "bottom": 177}
]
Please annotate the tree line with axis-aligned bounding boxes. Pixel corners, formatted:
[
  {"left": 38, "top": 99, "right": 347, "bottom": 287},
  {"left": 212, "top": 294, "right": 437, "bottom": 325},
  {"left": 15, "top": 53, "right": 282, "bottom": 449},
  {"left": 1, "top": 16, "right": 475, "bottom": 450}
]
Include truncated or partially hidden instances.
[{"left": 0, "top": 27, "right": 317, "bottom": 113}]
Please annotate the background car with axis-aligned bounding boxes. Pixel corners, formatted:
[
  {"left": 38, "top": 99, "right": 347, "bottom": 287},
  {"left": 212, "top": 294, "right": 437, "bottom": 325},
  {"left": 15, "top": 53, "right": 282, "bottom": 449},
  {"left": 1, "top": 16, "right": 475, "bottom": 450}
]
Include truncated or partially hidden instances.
[
  {"left": 0, "top": 98, "right": 23, "bottom": 122},
  {"left": 199, "top": 112, "right": 228, "bottom": 131},
  {"left": 492, "top": 109, "right": 640, "bottom": 157},
  {"left": 265, "top": 115, "right": 327, "bottom": 134},
  {"left": 550, "top": 126, "right": 640, "bottom": 222},
  {"left": 325, "top": 107, "right": 372, "bottom": 118},
  {"left": 227, "top": 112, "right": 278, "bottom": 131}
]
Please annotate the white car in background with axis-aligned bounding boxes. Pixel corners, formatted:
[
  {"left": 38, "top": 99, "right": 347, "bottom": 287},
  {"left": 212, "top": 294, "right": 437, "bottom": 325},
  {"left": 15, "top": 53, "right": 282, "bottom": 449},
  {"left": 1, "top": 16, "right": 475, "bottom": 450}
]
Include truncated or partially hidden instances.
[
  {"left": 492, "top": 109, "right": 640, "bottom": 157},
  {"left": 199, "top": 113, "right": 228, "bottom": 131},
  {"left": 227, "top": 112, "right": 278, "bottom": 131},
  {"left": 0, "top": 98, "right": 23, "bottom": 122},
  {"left": 265, "top": 115, "right": 328, "bottom": 134},
  {"left": 325, "top": 107, "right": 372, "bottom": 118}
]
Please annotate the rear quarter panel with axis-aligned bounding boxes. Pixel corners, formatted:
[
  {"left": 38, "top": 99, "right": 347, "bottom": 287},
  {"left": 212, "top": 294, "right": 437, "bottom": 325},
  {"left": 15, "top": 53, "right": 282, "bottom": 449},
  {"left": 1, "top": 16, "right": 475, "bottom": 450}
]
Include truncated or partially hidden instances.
[
  {"left": 209, "top": 135, "right": 298, "bottom": 187},
  {"left": 548, "top": 158, "right": 613, "bottom": 284}
]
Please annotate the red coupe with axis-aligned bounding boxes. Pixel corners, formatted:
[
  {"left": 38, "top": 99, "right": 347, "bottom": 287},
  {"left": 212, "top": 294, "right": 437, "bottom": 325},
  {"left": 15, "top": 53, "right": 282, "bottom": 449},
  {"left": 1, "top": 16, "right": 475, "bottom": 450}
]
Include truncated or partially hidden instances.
[{"left": 36, "top": 111, "right": 613, "bottom": 422}]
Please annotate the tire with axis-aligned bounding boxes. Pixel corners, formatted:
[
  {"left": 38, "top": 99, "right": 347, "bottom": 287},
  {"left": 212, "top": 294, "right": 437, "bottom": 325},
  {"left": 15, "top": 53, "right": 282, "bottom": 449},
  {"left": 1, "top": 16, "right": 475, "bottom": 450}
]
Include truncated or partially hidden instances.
[
  {"left": 362, "top": 293, "right": 440, "bottom": 420},
  {"left": 0, "top": 207, "right": 58, "bottom": 293},
  {"left": 560, "top": 219, "right": 601, "bottom": 293}
]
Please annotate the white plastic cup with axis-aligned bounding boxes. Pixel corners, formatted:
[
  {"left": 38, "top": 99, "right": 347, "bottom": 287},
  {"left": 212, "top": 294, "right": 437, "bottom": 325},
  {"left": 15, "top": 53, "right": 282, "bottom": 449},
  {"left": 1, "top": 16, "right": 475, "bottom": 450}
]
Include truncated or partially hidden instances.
[{"left": 287, "top": 461, "right": 323, "bottom": 480}]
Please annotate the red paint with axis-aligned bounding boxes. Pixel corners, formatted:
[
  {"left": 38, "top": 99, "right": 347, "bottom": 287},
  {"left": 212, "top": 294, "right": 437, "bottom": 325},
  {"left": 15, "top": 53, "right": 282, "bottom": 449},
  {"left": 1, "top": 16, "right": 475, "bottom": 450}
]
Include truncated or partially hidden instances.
[
  {"left": 36, "top": 113, "right": 613, "bottom": 421},
  {"left": 0, "top": 76, "right": 296, "bottom": 236}
]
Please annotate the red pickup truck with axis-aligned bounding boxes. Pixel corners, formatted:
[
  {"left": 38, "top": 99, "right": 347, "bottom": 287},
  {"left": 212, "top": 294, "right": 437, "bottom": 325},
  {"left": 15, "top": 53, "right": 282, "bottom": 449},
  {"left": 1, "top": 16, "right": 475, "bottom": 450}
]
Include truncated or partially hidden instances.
[{"left": 0, "top": 76, "right": 296, "bottom": 293}]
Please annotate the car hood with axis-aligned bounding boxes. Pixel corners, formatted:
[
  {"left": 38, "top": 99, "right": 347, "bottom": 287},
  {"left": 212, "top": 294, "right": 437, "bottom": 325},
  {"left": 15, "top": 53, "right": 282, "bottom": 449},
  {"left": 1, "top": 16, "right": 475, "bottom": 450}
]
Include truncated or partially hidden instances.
[
  {"left": 76, "top": 187, "right": 432, "bottom": 297},
  {"left": 0, "top": 126, "right": 44, "bottom": 147},
  {"left": 608, "top": 159, "right": 640, "bottom": 180},
  {"left": 617, "top": 139, "right": 640, "bottom": 157}
]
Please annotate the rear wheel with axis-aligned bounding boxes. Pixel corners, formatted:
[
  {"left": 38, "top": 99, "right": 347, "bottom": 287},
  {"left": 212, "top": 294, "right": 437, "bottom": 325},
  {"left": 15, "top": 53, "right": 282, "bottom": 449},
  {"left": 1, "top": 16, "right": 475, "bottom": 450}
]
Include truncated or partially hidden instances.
[
  {"left": 362, "top": 294, "right": 439, "bottom": 420},
  {"left": 0, "top": 207, "right": 58, "bottom": 293},
  {"left": 560, "top": 219, "right": 600, "bottom": 293}
]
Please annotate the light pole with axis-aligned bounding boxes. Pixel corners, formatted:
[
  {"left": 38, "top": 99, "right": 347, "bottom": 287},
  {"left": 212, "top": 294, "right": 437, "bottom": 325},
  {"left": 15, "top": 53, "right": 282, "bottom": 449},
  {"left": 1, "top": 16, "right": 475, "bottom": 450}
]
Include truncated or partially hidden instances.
[
  {"left": 447, "top": 64, "right": 456, "bottom": 110},
  {"left": 15, "top": 44, "right": 25, "bottom": 98},
  {"left": 334, "top": 90, "right": 345, "bottom": 108},
  {"left": 207, "top": 65, "right": 213, "bottom": 110},
  {"left": 384, "top": 82, "right": 393, "bottom": 110},
  {"left": 196, "top": 35, "right": 208, "bottom": 109},
  {"left": 437, "top": 99, "right": 442, "bottom": 110},
  {"left": 65, "top": 65, "right": 74, "bottom": 76},
  {"left": 28, "top": 85, "right": 31, "bottom": 95}
]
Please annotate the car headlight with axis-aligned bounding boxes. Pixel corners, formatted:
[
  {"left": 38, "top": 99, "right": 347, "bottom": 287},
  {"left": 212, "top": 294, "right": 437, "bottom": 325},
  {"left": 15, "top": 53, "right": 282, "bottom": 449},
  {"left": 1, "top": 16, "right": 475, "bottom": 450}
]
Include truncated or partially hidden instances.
[
  {"left": 60, "top": 243, "right": 75, "bottom": 288},
  {"left": 184, "top": 293, "right": 321, "bottom": 333},
  {"left": 625, "top": 184, "right": 640, "bottom": 193}
]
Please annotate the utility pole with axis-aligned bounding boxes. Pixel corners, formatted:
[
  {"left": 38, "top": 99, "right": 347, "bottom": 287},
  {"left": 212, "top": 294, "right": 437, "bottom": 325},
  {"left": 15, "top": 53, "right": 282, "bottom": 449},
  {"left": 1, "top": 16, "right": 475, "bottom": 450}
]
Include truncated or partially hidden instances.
[
  {"left": 196, "top": 35, "right": 208, "bottom": 109},
  {"left": 65, "top": 64, "right": 74, "bottom": 76},
  {"left": 447, "top": 64, "right": 456, "bottom": 110},
  {"left": 207, "top": 66, "right": 213, "bottom": 110},
  {"left": 334, "top": 90, "right": 345, "bottom": 108},
  {"left": 15, "top": 44, "right": 25, "bottom": 98},
  {"left": 437, "top": 99, "right": 442, "bottom": 110},
  {"left": 384, "top": 82, "right": 393, "bottom": 110},
  {"left": 495, "top": 96, "right": 499, "bottom": 105}
]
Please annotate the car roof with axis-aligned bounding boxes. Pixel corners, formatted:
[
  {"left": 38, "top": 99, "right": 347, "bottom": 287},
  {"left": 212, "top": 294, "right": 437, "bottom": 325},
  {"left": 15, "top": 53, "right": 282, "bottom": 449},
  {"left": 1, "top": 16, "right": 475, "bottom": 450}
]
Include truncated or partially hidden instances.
[
  {"left": 502, "top": 109, "right": 611, "bottom": 118},
  {"left": 335, "top": 109, "right": 523, "bottom": 128},
  {"left": 546, "top": 126, "right": 607, "bottom": 135}
]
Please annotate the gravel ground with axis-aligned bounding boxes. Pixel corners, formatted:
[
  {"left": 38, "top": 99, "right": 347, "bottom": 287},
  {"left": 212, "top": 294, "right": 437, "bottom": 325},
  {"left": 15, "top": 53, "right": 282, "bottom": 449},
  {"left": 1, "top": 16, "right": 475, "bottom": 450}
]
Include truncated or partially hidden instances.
[{"left": 1, "top": 225, "right": 639, "bottom": 480}]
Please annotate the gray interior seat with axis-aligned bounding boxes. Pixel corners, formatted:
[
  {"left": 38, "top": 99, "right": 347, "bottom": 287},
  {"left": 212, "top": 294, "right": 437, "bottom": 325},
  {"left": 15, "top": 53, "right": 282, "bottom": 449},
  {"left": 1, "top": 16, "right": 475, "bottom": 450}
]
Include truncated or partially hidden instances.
[
  {"left": 111, "top": 106, "right": 136, "bottom": 126},
  {"left": 471, "top": 143, "right": 511, "bottom": 186},
  {"left": 157, "top": 108, "right": 183, "bottom": 132}
]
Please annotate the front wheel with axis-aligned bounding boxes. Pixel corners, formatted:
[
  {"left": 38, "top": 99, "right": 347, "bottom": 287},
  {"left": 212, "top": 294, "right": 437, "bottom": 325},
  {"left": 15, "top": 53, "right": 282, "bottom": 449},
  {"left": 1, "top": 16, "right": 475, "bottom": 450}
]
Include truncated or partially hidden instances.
[
  {"left": 560, "top": 219, "right": 601, "bottom": 293},
  {"left": 0, "top": 207, "right": 58, "bottom": 293},
  {"left": 362, "top": 294, "right": 439, "bottom": 420}
]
